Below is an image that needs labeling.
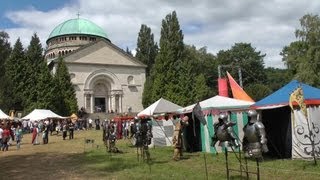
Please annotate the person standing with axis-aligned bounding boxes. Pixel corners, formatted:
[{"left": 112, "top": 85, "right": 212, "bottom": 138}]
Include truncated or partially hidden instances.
[
  {"left": 2, "top": 126, "right": 10, "bottom": 151},
  {"left": 172, "top": 116, "right": 189, "bottom": 161},
  {"left": 31, "top": 123, "right": 39, "bottom": 145},
  {"left": 62, "top": 122, "right": 68, "bottom": 140},
  {"left": 42, "top": 124, "right": 49, "bottom": 144},
  {"left": 15, "top": 125, "right": 23, "bottom": 149},
  {"left": 69, "top": 121, "right": 74, "bottom": 139}
]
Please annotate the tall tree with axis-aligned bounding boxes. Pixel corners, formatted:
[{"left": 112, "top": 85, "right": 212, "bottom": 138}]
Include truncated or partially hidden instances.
[
  {"left": 4, "top": 38, "right": 25, "bottom": 111},
  {"left": 136, "top": 24, "right": 158, "bottom": 107},
  {"left": 281, "top": 14, "right": 320, "bottom": 86},
  {"left": 136, "top": 24, "right": 158, "bottom": 77},
  {"left": 54, "top": 57, "right": 78, "bottom": 116},
  {"left": 0, "top": 31, "right": 12, "bottom": 111},
  {"left": 23, "top": 33, "right": 55, "bottom": 113},
  {"left": 151, "top": 11, "right": 186, "bottom": 105}
]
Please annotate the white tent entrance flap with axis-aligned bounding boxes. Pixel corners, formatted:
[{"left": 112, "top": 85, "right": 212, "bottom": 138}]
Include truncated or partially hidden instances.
[
  {"left": 292, "top": 106, "right": 320, "bottom": 159},
  {"left": 151, "top": 119, "right": 174, "bottom": 147}
]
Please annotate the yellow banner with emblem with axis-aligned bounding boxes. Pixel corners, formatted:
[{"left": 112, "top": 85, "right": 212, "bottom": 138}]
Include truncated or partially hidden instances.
[{"left": 289, "top": 86, "right": 307, "bottom": 118}]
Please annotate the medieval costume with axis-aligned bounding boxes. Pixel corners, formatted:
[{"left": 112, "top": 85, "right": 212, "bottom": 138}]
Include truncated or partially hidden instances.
[
  {"left": 242, "top": 110, "right": 268, "bottom": 158},
  {"left": 212, "top": 112, "right": 240, "bottom": 148},
  {"left": 172, "top": 116, "right": 189, "bottom": 161}
]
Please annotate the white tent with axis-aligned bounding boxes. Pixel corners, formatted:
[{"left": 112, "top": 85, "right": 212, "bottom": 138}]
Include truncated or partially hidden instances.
[
  {"left": 177, "top": 95, "right": 254, "bottom": 113},
  {"left": 22, "top": 109, "right": 63, "bottom": 122},
  {"left": 138, "top": 98, "right": 182, "bottom": 116},
  {"left": 177, "top": 95, "right": 254, "bottom": 153},
  {"left": 137, "top": 98, "right": 182, "bottom": 147},
  {"left": 0, "top": 109, "right": 10, "bottom": 119}
]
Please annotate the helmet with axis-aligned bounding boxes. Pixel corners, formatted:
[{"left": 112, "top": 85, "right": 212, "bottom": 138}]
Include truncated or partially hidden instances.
[
  {"left": 218, "top": 113, "right": 228, "bottom": 121},
  {"left": 248, "top": 110, "right": 258, "bottom": 118}
]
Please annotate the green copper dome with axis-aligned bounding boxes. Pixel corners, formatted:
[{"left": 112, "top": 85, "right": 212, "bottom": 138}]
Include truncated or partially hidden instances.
[{"left": 47, "top": 18, "right": 108, "bottom": 42}]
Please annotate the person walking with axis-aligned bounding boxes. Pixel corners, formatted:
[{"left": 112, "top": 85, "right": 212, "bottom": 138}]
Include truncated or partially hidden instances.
[
  {"left": 15, "top": 125, "right": 23, "bottom": 149},
  {"left": 2, "top": 126, "right": 10, "bottom": 151}
]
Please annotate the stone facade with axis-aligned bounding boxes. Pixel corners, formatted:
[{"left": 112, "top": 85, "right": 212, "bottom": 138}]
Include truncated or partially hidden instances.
[{"left": 47, "top": 40, "right": 146, "bottom": 114}]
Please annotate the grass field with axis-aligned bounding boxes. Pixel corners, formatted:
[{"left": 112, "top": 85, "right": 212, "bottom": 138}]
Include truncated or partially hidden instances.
[{"left": 1, "top": 130, "right": 320, "bottom": 180}]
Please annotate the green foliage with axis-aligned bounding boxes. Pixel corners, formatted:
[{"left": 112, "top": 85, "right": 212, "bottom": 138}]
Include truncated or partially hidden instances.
[
  {"left": 245, "top": 83, "right": 272, "bottom": 101},
  {"left": 20, "top": 33, "right": 56, "bottom": 114},
  {"left": 193, "top": 74, "right": 211, "bottom": 102},
  {"left": 151, "top": 11, "right": 186, "bottom": 105},
  {"left": 216, "top": 43, "right": 267, "bottom": 87},
  {"left": 265, "top": 67, "right": 292, "bottom": 91},
  {"left": 142, "top": 76, "right": 153, "bottom": 108},
  {"left": 282, "top": 14, "right": 320, "bottom": 87},
  {"left": 54, "top": 57, "right": 78, "bottom": 116},
  {"left": 135, "top": 24, "right": 158, "bottom": 77},
  {"left": 3, "top": 38, "right": 25, "bottom": 111},
  {"left": 0, "top": 31, "right": 12, "bottom": 111}
]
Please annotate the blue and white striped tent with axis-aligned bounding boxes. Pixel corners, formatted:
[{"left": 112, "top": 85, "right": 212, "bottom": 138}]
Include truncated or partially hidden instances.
[{"left": 177, "top": 95, "right": 254, "bottom": 153}]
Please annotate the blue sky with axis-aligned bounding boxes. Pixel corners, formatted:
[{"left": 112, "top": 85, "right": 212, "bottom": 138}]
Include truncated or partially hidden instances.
[
  {"left": 1, "top": 0, "right": 320, "bottom": 68},
  {"left": 1, "top": 0, "right": 68, "bottom": 28}
]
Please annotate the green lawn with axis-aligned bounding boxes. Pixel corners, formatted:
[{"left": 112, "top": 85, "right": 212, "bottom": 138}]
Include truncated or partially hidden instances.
[{"left": 1, "top": 130, "right": 320, "bottom": 180}]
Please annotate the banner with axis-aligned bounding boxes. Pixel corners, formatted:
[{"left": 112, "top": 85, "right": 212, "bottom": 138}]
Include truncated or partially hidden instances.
[{"left": 289, "top": 87, "right": 307, "bottom": 118}]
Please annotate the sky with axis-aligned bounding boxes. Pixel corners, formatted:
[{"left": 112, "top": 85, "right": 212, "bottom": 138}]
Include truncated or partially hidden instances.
[{"left": 1, "top": 0, "right": 320, "bottom": 68}]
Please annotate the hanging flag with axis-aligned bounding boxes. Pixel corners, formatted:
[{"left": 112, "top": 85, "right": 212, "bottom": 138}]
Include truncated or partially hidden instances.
[
  {"left": 226, "top": 72, "right": 254, "bottom": 102},
  {"left": 192, "top": 102, "right": 206, "bottom": 125},
  {"left": 289, "top": 86, "right": 307, "bottom": 118},
  {"left": 218, "top": 78, "right": 229, "bottom": 97}
]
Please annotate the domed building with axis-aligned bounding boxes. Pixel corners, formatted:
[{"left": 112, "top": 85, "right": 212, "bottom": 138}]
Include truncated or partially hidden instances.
[{"left": 45, "top": 18, "right": 146, "bottom": 113}]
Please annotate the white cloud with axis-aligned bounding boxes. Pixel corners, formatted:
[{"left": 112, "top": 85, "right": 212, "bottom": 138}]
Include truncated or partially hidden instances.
[{"left": 3, "top": 0, "right": 320, "bottom": 68}]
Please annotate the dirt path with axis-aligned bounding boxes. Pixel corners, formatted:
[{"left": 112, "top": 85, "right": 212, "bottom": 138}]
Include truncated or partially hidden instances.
[{"left": 0, "top": 130, "right": 105, "bottom": 180}]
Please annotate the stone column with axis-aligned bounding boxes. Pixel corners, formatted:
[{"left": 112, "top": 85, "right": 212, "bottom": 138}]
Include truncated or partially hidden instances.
[
  {"left": 108, "top": 95, "right": 112, "bottom": 112},
  {"left": 119, "top": 95, "right": 123, "bottom": 113},
  {"left": 90, "top": 94, "right": 94, "bottom": 113}
]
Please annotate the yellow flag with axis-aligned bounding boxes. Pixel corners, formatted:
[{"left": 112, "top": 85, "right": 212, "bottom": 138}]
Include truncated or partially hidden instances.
[{"left": 289, "top": 87, "right": 307, "bottom": 118}]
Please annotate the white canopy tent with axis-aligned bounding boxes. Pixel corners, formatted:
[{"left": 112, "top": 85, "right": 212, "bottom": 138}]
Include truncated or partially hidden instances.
[
  {"left": 177, "top": 95, "right": 254, "bottom": 113},
  {"left": 0, "top": 109, "right": 10, "bottom": 119},
  {"left": 138, "top": 98, "right": 182, "bottom": 116},
  {"left": 137, "top": 98, "right": 182, "bottom": 147},
  {"left": 21, "top": 109, "right": 63, "bottom": 122}
]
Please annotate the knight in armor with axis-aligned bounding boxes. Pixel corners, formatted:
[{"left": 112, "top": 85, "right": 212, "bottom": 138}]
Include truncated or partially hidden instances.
[
  {"left": 106, "top": 119, "right": 120, "bottom": 153},
  {"left": 172, "top": 116, "right": 189, "bottom": 161},
  {"left": 211, "top": 112, "right": 240, "bottom": 148},
  {"left": 134, "top": 116, "right": 152, "bottom": 160},
  {"left": 242, "top": 109, "right": 268, "bottom": 158}
]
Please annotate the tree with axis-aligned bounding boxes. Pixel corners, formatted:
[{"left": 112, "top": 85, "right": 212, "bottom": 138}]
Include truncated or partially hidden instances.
[
  {"left": 151, "top": 11, "right": 186, "bottom": 105},
  {"left": 193, "top": 74, "right": 211, "bottom": 102},
  {"left": 245, "top": 83, "right": 272, "bottom": 101},
  {"left": 216, "top": 43, "right": 267, "bottom": 88},
  {"left": 54, "top": 57, "right": 78, "bottom": 116},
  {"left": 4, "top": 38, "right": 25, "bottom": 111},
  {"left": 0, "top": 31, "right": 11, "bottom": 110},
  {"left": 265, "top": 67, "right": 291, "bottom": 91},
  {"left": 281, "top": 14, "right": 320, "bottom": 87},
  {"left": 136, "top": 24, "right": 158, "bottom": 107},
  {"left": 136, "top": 24, "right": 158, "bottom": 77},
  {"left": 23, "top": 33, "right": 55, "bottom": 113}
]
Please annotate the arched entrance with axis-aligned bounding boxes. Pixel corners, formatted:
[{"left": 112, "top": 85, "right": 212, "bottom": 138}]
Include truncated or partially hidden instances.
[
  {"left": 93, "top": 80, "right": 109, "bottom": 112},
  {"left": 84, "top": 70, "right": 123, "bottom": 113}
]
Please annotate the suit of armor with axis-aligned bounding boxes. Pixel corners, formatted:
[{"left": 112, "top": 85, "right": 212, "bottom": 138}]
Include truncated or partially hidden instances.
[
  {"left": 243, "top": 110, "right": 268, "bottom": 158},
  {"left": 212, "top": 113, "right": 240, "bottom": 148},
  {"left": 134, "top": 117, "right": 152, "bottom": 160}
]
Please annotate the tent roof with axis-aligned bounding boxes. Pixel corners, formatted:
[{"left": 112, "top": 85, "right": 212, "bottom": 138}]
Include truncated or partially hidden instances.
[
  {"left": 138, "top": 98, "right": 182, "bottom": 116},
  {"left": 22, "top": 109, "right": 63, "bottom": 122},
  {"left": 177, "top": 95, "right": 254, "bottom": 113},
  {"left": 252, "top": 80, "right": 320, "bottom": 109},
  {"left": 0, "top": 109, "right": 10, "bottom": 119}
]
